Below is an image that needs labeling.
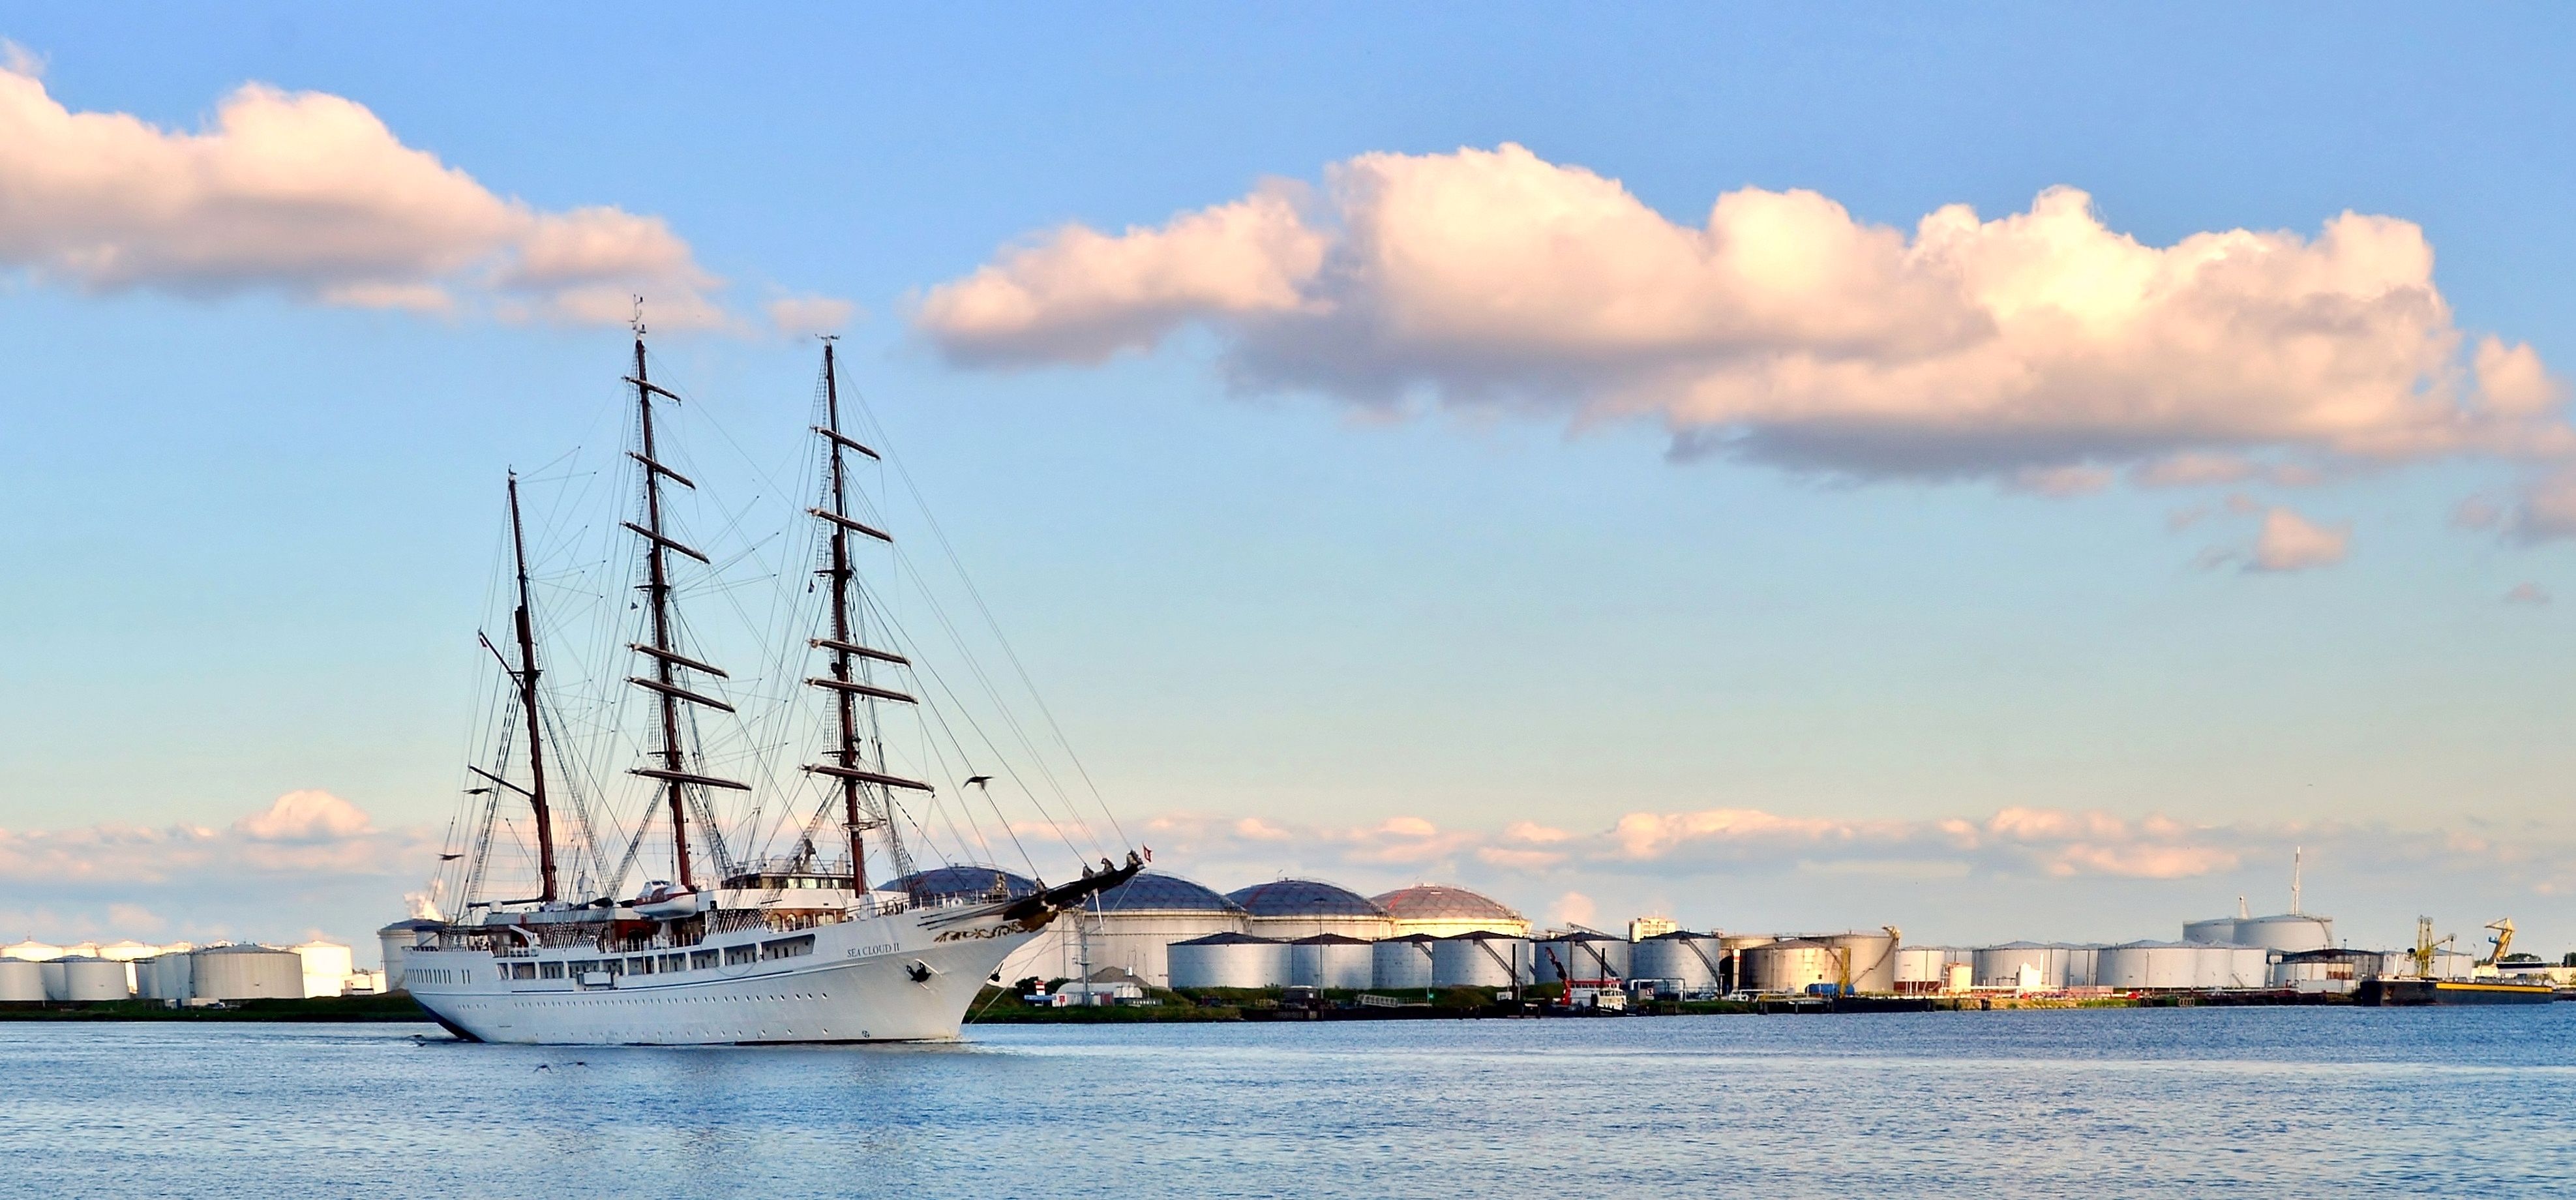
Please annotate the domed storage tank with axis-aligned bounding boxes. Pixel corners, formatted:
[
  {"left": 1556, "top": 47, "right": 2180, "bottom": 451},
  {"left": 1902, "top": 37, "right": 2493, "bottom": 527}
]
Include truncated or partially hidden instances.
[
  {"left": 1168, "top": 933, "right": 1289, "bottom": 989},
  {"left": 1431, "top": 931, "right": 1533, "bottom": 987},
  {"left": 376, "top": 920, "right": 442, "bottom": 993},
  {"left": 1227, "top": 880, "right": 1393, "bottom": 941},
  {"left": 0, "top": 959, "right": 44, "bottom": 1002},
  {"left": 1534, "top": 931, "right": 1630, "bottom": 985},
  {"left": 190, "top": 945, "right": 303, "bottom": 1000},
  {"left": 1372, "top": 885, "right": 1529, "bottom": 938},
  {"left": 1289, "top": 935, "right": 1374, "bottom": 989},
  {"left": 54, "top": 957, "right": 128, "bottom": 1002},
  {"left": 1071, "top": 872, "right": 1248, "bottom": 988},
  {"left": 1371, "top": 934, "right": 1439, "bottom": 989},
  {"left": 2, "top": 938, "right": 64, "bottom": 963},
  {"left": 2181, "top": 917, "right": 2240, "bottom": 944},
  {"left": 2232, "top": 914, "right": 2331, "bottom": 953},
  {"left": 2097, "top": 941, "right": 2200, "bottom": 990},
  {"left": 1631, "top": 931, "right": 1724, "bottom": 992},
  {"left": 1744, "top": 940, "right": 1845, "bottom": 993}
]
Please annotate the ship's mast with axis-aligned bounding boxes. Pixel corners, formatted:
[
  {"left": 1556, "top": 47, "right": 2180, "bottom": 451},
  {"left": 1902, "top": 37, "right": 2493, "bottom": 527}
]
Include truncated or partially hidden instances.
[
  {"left": 620, "top": 313, "right": 745, "bottom": 893},
  {"left": 506, "top": 472, "right": 560, "bottom": 902},
  {"left": 803, "top": 338, "right": 929, "bottom": 890}
]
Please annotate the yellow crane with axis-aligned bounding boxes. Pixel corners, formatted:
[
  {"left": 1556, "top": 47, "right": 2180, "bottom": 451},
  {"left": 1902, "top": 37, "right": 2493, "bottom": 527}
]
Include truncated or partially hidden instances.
[
  {"left": 2410, "top": 917, "right": 2456, "bottom": 980},
  {"left": 2482, "top": 918, "right": 2517, "bottom": 968}
]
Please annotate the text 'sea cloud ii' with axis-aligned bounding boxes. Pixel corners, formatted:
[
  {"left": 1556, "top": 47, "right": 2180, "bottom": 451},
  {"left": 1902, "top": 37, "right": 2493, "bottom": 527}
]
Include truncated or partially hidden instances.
[{"left": 919, "top": 143, "right": 2568, "bottom": 511}]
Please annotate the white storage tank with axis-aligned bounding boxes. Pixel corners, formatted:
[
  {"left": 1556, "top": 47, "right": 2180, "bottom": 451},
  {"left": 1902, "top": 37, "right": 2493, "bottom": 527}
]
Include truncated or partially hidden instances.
[
  {"left": 1431, "top": 931, "right": 1533, "bottom": 987},
  {"left": 1371, "top": 934, "right": 1439, "bottom": 989},
  {"left": 1719, "top": 934, "right": 1777, "bottom": 992},
  {"left": 292, "top": 940, "right": 356, "bottom": 998},
  {"left": 2061, "top": 944, "right": 2101, "bottom": 987},
  {"left": 190, "top": 945, "right": 305, "bottom": 1000},
  {"left": 137, "top": 952, "right": 194, "bottom": 1001},
  {"left": 54, "top": 957, "right": 128, "bottom": 1002},
  {"left": 1372, "top": 885, "right": 1530, "bottom": 938},
  {"left": 2232, "top": 914, "right": 2331, "bottom": 953},
  {"left": 1973, "top": 942, "right": 2063, "bottom": 989},
  {"left": 1895, "top": 946, "right": 1970, "bottom": 988},
  {"left": 1068, "top": 873, "right": 1250, "bottom": 989},
  {"left": 1535, "top": 932, "right": 1630, "bottom": 984},
  {"left": 377, "top": 920, "right": 442, "bottom": 993},
  {"left": 2181, "top": 916, "right": 2239, "bottom": 944},
  {"left": 0, "top": 959, "right": 44, "bottom": 1002},
  {"left": 1821, "top": 931, "right": 1901, "bottom": 993},
  {"left": 1167, "top": 933, "right": 1289, "bottom": 990},
  {"left": 1288, "top": 935, "right": 1374, "bottom": 989},
  {"left": 1630, "top": 931, "right": 1724, "bottom": 992},
  {"left": 2097, "top": 940, "right": 2201, "bottom": 990},
  {"left": 1226, "top": 880, "right": 1394, "bottom": 941},
  {"left": 1743, "top": 939, "right": 1844, "bottom": 993},
  {"left": 2, "top": 938, "right": 64, "bottom": 963}
]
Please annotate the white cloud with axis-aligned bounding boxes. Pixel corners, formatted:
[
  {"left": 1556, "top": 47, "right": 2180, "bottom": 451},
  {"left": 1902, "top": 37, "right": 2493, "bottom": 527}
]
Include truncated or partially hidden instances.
[
  {"left": 0, "top": 55, "right": 741, "bottom": 327},
  {"left": 918, "top": 143, "right": 2568, "bottom": 488},
  {"left": 2247, "top": 506, "right": 2352, "bottom": 573},
  {"left": 766, "top": 293, "right": 859, "bottom": 338}
]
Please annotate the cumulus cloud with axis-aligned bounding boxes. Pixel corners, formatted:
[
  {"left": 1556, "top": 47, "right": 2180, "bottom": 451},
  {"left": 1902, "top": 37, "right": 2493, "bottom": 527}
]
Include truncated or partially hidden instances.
[
  {"left": 918, "top": 143, "right": 2568, "bottom": 492},
  {"left": 0, "top": 790, "right": 439, "bottom": 957},
  {"left": 2247, "top": 506, "right": 2352, "bottom": 573},
  {"left": 0, "top": 53, "right": 799, "bottom": 329}
]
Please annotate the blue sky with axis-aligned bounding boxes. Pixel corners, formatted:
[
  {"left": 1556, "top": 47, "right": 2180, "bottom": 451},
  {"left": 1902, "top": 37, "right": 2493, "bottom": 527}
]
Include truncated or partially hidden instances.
[{"left": 5, "top": 6, "right": 2576, "bottom": 957}]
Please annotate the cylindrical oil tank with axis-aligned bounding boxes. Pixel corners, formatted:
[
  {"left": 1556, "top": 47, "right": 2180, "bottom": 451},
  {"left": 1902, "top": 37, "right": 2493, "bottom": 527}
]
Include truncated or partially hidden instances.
[
  {"left": 1073, "top": 873, "right": 1250, "bottom": 988},
  {"left": 2181, "top": 917, "right": 2240, "bottom": 944},
  {"left": 0, "top": 959, "right": 44, "bottom": 1002},
  {"left": 1227, "top": 880, "right": 1395, "bottom": 942},
  {"left": 1630, "top": 931, "right": 1724, "bottom": 991},
  {"left": 2231, "top": 914, "right": 2331, "bottom": 953},
  {"left": 1973, "top": 942, "right": 2061, "bottom": 989},
  {"left": 2, "top": 939, "right": 64, "bottom": 962},
  {"left": 1743, "top": 939, "right": 1844, "bottom": 993},
  {"left": 190, "top": 945, "right": 304, "bottom": 1000},
  {"left": 1431, "top": 932, "right": 1533, "bottom": 987},
  {"left": 378, "top": 920, "right": 441, "bottom": 993},
  {"left": 55, "top": 957, "right": 128, "bottom": 1002},
  {"left": 1167, "top": 933, "right": 1289, "bottom": 989},
  {"left": 137, "top": 952, "right": 194, "bottom": 1001},
  {"left": 1824, "top": 931, "right": 1900, "bottom": 993},
  {"left": 1288, "top": 935, "right": 1374, "bottom": 989},
  {"left": 2097, "top": 941, "right": 2200, "bottom": 990},
  {"left": 292, "top": 941, "right": 355, "bottom": 998},
  {"left": 2061, "top": 945, "right": 2101, "bottom": 987},
  {"left": 2223, "top": 946, "right": 2270, "bottom": 988},
  {"left": 1371, "top": 935, "right": 1438, "bottom": 989},
  {"left": 1534, "top": 933, "right": 1631, "bottom": 984}
]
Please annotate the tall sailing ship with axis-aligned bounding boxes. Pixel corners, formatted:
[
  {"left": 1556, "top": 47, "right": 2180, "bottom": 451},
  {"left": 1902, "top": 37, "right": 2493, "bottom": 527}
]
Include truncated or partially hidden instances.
[{"left": 398, "top": 318, "right": 1139, "bottom": 1045}]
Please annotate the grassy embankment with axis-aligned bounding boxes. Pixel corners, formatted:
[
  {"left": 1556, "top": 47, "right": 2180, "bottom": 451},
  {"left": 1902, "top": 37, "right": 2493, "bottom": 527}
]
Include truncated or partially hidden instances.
[{"left": 0, "top": 995, "right": 429, "bottom": 1022}]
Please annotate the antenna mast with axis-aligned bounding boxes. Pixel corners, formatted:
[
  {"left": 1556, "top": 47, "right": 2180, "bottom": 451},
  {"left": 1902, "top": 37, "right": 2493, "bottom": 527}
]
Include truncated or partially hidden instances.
[
  {"left": 2292, "top": 845, "right": 2303, "bottom": 915},
  {"left": 620, "top": 307, "right": 746, "bottom": 893},
  {"left": 507, "top": 472, "right": 560, "bottom": 902},
  {"left": 803, "top": 337, "right": 929, "bottom": 890}
]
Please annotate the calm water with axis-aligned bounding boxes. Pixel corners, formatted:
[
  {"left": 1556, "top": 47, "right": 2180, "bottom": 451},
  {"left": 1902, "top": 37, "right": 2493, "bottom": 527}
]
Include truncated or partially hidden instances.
[{"left": 5, "top": 1007, "right": 2572, "bottom": 1197}]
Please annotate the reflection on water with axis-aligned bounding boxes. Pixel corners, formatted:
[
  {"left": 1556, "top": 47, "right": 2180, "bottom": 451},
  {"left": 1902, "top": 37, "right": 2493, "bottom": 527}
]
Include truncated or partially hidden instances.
[{"left": 3, "top": 1007, "right": 2570, "bottom": 1197}]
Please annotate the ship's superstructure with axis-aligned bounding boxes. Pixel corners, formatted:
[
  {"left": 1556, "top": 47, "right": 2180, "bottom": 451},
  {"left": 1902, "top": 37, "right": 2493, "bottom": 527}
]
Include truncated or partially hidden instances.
[{"left": 401, "top": 318, "right": 1138, "bottom": 1045}]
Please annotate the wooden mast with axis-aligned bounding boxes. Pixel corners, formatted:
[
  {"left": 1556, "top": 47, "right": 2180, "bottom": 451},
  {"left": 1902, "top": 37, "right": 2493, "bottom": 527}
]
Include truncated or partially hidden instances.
[
  {"left": 505, "top": 472, "right": 560, "bottom": 903},
  {"left": 620, "top": 310, "right": 743, "bottom": 893},
  {"left": 805, "top": 339, "right": 927, "bottom": 892}
]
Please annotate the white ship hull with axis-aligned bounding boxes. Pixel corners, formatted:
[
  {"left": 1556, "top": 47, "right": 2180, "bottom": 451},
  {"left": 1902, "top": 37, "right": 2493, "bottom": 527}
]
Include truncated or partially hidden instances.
[{"left": 404, "top": 902, "right": 1038, "bottom": 1045}]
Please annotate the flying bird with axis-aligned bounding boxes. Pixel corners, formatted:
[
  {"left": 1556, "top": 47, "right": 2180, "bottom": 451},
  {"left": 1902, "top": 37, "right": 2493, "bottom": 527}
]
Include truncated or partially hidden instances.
[
  {"left": 963, "top": 775, "right": 992, "bottom": 788},
  {"left": 439, "top": 853, "right": 464, "bottom": 861}
]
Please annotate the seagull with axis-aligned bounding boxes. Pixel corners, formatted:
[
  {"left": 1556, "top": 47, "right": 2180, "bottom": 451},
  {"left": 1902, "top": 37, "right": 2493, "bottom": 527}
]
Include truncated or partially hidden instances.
[
  {"left": 963, "top": 775, "right": 992, "bottom": 788},
  {"left": 439, "top": 853, "right": 464, "bottom": 862}
]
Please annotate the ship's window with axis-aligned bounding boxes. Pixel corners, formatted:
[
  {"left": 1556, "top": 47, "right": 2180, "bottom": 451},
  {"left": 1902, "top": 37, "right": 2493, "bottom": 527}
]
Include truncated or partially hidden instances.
[
  {"left": 760, "top": 935, "right": 816, "bottom": 961},
  {"left": 506, "top": 963, "right": 537, "bottom": 980},
  {"left": 539, "top": 961, "right": 565, "bottom": 979},
  {"left": 690, "top": 950, "right": 719, "bottom": 970},
  {"left": 603, "top": 959, "right": 623, "bottom": 976},
  {"left": 725, "top": 945, "right": 758, "bottom": 966},
  {"left": 662, "top": 953, "right": 687, "bottom": 972},
  {"left": 628, "top": 957, "right": 653, "bottom": 975}
]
